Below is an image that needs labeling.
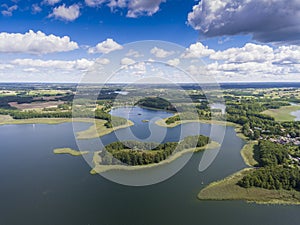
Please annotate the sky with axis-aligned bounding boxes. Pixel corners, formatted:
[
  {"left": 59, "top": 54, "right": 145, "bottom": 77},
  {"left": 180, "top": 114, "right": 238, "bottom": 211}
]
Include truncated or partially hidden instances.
[{"left": 0, "top": 0, "right": 300, "bottom": 83}]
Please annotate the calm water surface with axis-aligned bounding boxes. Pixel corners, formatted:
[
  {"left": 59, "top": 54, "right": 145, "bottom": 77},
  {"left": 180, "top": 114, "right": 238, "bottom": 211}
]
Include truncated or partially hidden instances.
[{"left": 0, "top": 107, "right": 299, "bottom": 225}]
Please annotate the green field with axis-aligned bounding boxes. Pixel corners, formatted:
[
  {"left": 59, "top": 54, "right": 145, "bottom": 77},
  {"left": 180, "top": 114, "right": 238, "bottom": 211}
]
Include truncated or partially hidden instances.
[{"left": 262, "top": 105, "right": 300, "bottom": 121}]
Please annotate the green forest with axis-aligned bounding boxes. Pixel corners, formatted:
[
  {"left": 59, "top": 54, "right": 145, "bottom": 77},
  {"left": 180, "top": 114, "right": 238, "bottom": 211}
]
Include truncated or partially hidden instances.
[{"left": 238, "top": 140, "right": 300, "bottom": 191}]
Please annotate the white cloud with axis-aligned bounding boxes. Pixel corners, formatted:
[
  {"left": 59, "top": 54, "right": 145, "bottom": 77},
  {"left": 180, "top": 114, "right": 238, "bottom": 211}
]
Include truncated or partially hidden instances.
[
  {"left": 0, "top": 30, "right": 78, "bottom": 54},
  {"left": 181, "top": 42, "right": 215, "bottom": 58},
  {"left": 0, "top": 64, "right": 14, "bottom": 70},
  {"left": 187, "top": 0, "right": 300, "bottom": 44},
  {"left": 126, "top": 0, "right": 166, "bottom": 18},
  {"left": 1, "top": 4, "right": 18, "bottom": 16},
  {"left": 274, "top": 45, "right": 300, "bottom": 64},
  {"left": 167, "top": 58, "right": 180, "bottom": 66},
  {"left": 88, "top": 38, "right": 123, "bottom": 54},
  {"left": 210, "top": 43, "right": 274, "bottom": 63},
  {"left": 32, "top": 4, "right": 42, "bottom": 13},
  {"left": 85, "top": 0, "right": 107, "bottom": 7},
  {"left": 121, "top": 57, "right": 135, "bottom": 65},
  {"left": 126, "top": 49, "right": 143, "bottom": 58},
  {"left": 150, "top": 47, "right": 174, "bottom": 58},
  {"left": 107, "top": 0, "right": 127, "bottom": 9},
  {"left": 85, "top": 0, "right": 165, "bottom": 17},
  {"left": 49, "top": 4, "right": 80, "bottom": 21},
  {"left": 23, "top": 68, "right": 40, "bottom": 73},
  {"left": 11, "top": 58, "right": 94, "bottom": 71},
  {"left": 95, "top": 58, "right": 110, "bottom": 65},
  {"left": 43, "top": 0, "right": 61, "bottom": 5}
]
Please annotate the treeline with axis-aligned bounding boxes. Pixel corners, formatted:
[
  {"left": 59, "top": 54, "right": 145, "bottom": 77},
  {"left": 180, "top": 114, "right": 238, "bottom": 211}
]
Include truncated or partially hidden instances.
[
  {"left": 238, "top": 140, "right": 300, "bottom": 191},
  {"left": 0, "top": 106, "right": 127, "bottom": 128},
  {"left": 238, "top": 166, "right": 300, "bottom": 191},
  {"left": 99, "top": 135, "right": 210, "bottom": 166}
]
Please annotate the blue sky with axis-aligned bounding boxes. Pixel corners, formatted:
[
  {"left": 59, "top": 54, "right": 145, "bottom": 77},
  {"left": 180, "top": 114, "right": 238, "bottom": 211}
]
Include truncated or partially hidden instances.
[{"left": 0, "top": 0, "right": 299, "bottom": 82}]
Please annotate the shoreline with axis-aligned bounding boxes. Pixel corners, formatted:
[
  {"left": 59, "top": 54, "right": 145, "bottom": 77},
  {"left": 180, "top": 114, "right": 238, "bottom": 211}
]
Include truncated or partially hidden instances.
[
  {"left": 0, "top": 115, "right": 134, "bottom": 139},
  {"left": 240, "top": 141, "right": 258, "bottom": 167},
  {"left": 198, "top": 168, "right": 300, "bottom": 205},
  {"left": 155, "top": 117, "right": 248, "bottom": 142},
  {"left": 76, "top": 120, "right": 134, "bottom": 139},
  {"left": 90, "top": 141, "right": 220, "bottom": 174},
  {"left": 198, "top": 138, "right": 300, "bottom": 205}
]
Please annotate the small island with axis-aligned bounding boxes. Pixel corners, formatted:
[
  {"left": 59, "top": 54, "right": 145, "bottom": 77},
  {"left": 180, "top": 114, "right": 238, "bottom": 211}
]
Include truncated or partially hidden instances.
[
  {"left": 53, "top": 148, "right": 89, "bottom": 156},
  {"left": 90, "top": 135, "right": 219, "bottom": 174},
  {"left": 136, "top": 97, "right": 176, "bottom": 111}
]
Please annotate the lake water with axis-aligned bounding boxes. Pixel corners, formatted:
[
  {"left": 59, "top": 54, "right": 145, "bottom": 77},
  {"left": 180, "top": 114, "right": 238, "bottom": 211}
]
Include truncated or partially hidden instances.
[
  {"left": 0, "top": 107, "right": 299, "bottom": 225},
  {"left": 290, "top": 103, "right": 300, "bottom": 121}
]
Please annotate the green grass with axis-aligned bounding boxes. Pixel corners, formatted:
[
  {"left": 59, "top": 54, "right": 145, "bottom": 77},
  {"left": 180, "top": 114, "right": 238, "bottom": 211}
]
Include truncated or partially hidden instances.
[
  {"left": 240, "top": 141, "right": 259, "bottom": 167},
  {"left": 198, "top": 168, "right": 300, "bottom": 205},
  {"left": 53, "top": 148, "right": 89, "bottom": 156},
  {"left": 262, "top": 105, "right": 300, "bottom": 121}
]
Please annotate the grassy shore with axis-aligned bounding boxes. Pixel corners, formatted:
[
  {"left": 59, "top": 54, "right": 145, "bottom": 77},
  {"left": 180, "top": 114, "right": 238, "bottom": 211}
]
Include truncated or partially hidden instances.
[
  {"left": 0, "top": 115, "right": 102, "bottom": 125},
  {"left": 76, "top": 120, "right": 134, "bottom": 139},
  {"left": 198, "top": 168, "right": 300, "bottom": 205},
  {"left": 90, "top": 141, "right": 220, "bottom": 174},
  {"left": 262, "top": 105, "right": 300, "bottom": 121},
  {"left": 240, "top": 141, "right": 259, "bottom": 167},
  {"left": 53, "top": 148, "right": 89, "bottom": 156}
]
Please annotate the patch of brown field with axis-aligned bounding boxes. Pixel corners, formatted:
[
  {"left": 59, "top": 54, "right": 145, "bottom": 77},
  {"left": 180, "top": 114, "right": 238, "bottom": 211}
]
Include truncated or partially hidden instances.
[{"left": 9, "top": 101, "right": 64, "bottom": 110}]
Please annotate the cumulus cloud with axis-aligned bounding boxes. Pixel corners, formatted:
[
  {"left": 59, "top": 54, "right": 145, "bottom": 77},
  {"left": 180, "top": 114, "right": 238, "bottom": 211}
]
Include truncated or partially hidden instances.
[
  {"left": 88, "top": 38, "right": 123, "bottom": 54},
  {"left": 0, "top": 30, "right": 78, "bottom": 54},
  {"left": 188, "top": 0, "right": 300, "bottom": 44},
  {"left": 1, "top": 4, "right": 18, "bottom": 16},
  {"left": 49, "top": 4, "right": 80, "bottom": 21},
  {"left": 181, "top": 42, "right": 215, "bottom": 58},
  {"left": 210, "top": 43, "right": 274, "bottom": 63},
  {"left": 150, "top": 47, "right": 174, "bottom": 58},
  {"left": 126, "top": 0, "right": 166, "bottom": 18}
]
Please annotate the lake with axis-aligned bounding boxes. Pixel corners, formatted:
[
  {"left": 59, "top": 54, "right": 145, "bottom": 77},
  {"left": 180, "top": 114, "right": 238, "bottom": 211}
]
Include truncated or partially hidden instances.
[{"left": 0, "top": 107, "right": 299, "bottom": 225}]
